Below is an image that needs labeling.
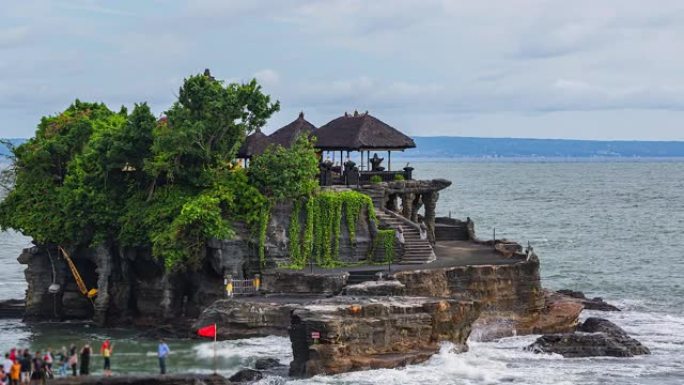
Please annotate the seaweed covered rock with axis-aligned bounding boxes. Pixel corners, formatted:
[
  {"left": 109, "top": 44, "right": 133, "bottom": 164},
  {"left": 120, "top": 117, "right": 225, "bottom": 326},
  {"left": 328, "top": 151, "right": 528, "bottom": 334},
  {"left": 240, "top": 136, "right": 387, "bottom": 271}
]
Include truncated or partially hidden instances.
[{"left": 526, "top": 317, "right": 650, "bottom": 357}]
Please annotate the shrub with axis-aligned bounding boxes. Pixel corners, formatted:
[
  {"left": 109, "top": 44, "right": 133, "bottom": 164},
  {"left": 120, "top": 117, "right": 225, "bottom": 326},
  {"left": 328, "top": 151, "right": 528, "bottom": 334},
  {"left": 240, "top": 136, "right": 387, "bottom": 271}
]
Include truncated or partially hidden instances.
[
  {"left": 370, "top": 175, "right": 382, "bottom": 184},
  {"left": 394, "top": 174, "right": 405, "bottom": 181}
]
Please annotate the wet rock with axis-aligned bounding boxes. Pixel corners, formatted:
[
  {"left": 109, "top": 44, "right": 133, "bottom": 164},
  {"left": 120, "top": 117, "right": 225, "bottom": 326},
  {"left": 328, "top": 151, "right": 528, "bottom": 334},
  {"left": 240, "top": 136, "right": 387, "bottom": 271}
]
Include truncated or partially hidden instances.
[
  {"left": 526, "top": 317, "right": 650, "bottom": 357},
  {"left": 288, "top": 296, "right": 480, "bottom": 377},
  {"left": 253, "top": 357, "right": 282, "bottom": 370},
  {"left": 556, "top": 289, "right": 621, "bottom": 311},
  {"left": 343, "top": 280, "right": 406, "bottom": 296},
  {"left": 228, "top": 368, "right": 263, "bottom": 383},
  {"left": 49, "top": 373, "right": 229, "bottom": 385}
]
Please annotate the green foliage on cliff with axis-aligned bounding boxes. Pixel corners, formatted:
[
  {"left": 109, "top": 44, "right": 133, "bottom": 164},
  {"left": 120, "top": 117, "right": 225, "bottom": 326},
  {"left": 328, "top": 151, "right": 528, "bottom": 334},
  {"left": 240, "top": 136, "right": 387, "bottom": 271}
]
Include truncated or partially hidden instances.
[
  {"left": 374, "top": 229, "right": 396, "bottom": 263},
  {"left": 248, "top": 135, "right": 319, "bottom": 200},
  {"left": 0, "top": 72, "right": 279, "bottom": 271},
  {"left": 286, "top": 190, "right": 376, "bottom": 269}
]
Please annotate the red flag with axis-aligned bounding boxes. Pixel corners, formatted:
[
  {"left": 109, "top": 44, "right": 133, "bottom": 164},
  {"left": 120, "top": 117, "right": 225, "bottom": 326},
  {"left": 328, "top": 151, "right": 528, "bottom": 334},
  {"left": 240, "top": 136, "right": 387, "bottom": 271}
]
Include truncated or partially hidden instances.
[{"left": 197, "top": 324, "right": 216, "bottom": 338}]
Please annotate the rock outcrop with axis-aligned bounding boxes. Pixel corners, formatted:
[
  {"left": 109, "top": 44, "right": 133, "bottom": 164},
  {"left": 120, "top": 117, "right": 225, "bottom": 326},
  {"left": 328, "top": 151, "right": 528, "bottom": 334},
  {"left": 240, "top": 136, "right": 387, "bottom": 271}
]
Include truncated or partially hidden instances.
[
  {"left": 556, "top": 289, "right": 621, "bottom": 311},
  {"left": 193, "top": 295, "right": 329, "bottom": 339},
  {"left": 526, "top": 317, "right": 650, "bottom": 357},
  {"left": 392, "top": 256, "right": 554, "bottom": 339},
  {"left": 342, "top": 280, "right": 406, "bottom": 296},
  {"left": 288, "top": 296, "right": 480, "bottom": 377}
]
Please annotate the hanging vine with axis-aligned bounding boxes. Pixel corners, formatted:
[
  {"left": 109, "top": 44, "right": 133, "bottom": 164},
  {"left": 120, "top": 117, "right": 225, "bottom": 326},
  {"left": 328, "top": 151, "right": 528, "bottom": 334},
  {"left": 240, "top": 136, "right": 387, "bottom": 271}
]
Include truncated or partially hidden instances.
[
  {"left": 374, "top": 229, "right": 396, "bottom": 263},
  {"left": 257, "top": 203, "right": 271, "bottom": 268},
  {"left": 286, "top": 190, "right": 376, "bottom": 269}
]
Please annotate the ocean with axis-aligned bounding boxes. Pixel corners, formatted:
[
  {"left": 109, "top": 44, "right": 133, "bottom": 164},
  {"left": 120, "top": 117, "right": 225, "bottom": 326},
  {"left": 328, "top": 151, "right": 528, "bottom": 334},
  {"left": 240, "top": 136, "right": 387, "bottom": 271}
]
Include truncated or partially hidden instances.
[{"left": 1, "top": 160, "right": 683, "bottom": 384}]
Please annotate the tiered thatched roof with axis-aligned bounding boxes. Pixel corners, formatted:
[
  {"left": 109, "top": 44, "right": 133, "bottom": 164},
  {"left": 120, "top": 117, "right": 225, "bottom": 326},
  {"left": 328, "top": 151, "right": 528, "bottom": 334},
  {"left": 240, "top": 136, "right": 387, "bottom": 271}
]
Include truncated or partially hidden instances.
[
  {"left": 268, "top": 112, "right": 317, "bottom": 147},
  {"left": 315, "top": 112, "right": 415, "bottom": 151},
  {"left": 236, "top": 129, "right": 271, "bottom": 159}
]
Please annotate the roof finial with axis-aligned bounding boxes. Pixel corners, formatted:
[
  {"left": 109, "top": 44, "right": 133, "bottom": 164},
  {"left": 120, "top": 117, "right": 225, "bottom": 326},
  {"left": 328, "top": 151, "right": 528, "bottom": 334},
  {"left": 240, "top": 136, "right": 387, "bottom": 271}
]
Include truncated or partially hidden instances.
[
  {"left": 344, "top": 112, "right": 349, "bottom": 117},
  {"left": 353, "top": 110, "right": 359, "bottom": 117},
  {"left": 364, "top": 110, "right": 369, "bottom": 115},
  {"left": 299, "top": 111, "right": 304, "bottom": 119},
  {"left": 203, "top": 68, "right": 215, "bottom": 80}
]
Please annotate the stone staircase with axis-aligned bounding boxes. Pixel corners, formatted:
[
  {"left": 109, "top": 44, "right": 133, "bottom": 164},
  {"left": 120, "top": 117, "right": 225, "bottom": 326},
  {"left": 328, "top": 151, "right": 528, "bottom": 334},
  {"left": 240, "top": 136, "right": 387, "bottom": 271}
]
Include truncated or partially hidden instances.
[
  {"left": 362, "top": 186, "right": 386, "bottom": 208},
  {"left": 375, "top": 211, "right": 436, "bottom": 265}
]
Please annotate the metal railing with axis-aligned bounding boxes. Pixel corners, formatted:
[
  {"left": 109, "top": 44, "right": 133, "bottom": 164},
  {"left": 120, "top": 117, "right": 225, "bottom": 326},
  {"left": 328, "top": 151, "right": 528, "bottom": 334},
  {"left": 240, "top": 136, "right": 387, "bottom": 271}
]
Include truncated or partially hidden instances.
[{"left": 224, "top": 274, "right": 261, "bottom": 297}]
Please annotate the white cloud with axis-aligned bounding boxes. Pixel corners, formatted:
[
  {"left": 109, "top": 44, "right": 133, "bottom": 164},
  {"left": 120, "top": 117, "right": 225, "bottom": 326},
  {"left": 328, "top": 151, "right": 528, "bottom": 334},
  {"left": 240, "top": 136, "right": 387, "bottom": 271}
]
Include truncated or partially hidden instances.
[{"left": 253, "top": 69, "right": 280, "bottom": 87}]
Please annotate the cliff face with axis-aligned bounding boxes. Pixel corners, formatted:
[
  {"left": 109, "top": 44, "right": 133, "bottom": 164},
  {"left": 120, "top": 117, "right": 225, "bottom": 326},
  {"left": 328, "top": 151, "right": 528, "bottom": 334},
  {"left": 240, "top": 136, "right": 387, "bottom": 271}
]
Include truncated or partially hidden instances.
[
  {"left": 18, "top": 200, "right": 378, "bottom": 326},
  {"left": 18, "top": 243, "right": 229, "bottom": 327},
  {"left": 392, "top": 256, "right": 554, "bottom": 339},
  {"left": 288, "top": 296, "right": 481, "bottom": 377}
]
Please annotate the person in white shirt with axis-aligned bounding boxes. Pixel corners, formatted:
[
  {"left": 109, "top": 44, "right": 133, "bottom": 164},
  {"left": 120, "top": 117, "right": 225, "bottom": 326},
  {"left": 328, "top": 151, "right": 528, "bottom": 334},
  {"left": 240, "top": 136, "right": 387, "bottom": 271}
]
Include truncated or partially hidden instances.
[{"left": 2, "top": 353, "right": 12, "bottom": 377}]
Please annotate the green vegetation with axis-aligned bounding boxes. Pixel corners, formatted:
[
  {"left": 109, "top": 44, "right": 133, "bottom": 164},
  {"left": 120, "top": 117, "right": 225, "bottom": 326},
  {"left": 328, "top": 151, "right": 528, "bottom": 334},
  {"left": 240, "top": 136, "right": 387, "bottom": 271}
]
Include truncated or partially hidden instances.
[
  {"left": 286, "top": 190, "right": 376, "bottom": 269},
  {"left": 0, "top": 73, "right": 281, "bottom": 270},
  {"left": 0, "top": 71, "right": 383, "bottom": 272},
  {"left": 394, "top": 174, "right": 405, "bottom": 181},
  {"left": 370, "top": 175, "right": 382, "bottom": 184},
  {"left": 374, "top": 229, "right": 396, "bottom": 263}
]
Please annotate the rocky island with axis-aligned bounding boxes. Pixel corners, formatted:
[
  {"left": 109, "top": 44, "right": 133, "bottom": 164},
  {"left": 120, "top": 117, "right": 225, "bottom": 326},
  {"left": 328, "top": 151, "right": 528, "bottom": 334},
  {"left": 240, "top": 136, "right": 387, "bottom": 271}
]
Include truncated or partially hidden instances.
[{"left": 0, "top": 70, "right": 645, "bottom": 381}]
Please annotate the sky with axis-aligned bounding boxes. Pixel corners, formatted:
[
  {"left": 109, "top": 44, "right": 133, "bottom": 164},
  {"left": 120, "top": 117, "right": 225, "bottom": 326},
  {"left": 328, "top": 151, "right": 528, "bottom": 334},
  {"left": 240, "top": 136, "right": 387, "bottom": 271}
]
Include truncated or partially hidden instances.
[{"left": 1, "top": 0, "right": 684, "bottom": 140}]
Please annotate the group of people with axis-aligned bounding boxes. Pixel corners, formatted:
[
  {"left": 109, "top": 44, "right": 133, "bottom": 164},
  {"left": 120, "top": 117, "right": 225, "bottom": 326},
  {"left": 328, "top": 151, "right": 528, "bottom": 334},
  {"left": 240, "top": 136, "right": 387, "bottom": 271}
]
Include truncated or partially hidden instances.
[
  {"left": 0, "top": 340, "right": 114, "bottom": 384},
  {"left": 0, "top": 339, "right": 171, "bottom": 383}
]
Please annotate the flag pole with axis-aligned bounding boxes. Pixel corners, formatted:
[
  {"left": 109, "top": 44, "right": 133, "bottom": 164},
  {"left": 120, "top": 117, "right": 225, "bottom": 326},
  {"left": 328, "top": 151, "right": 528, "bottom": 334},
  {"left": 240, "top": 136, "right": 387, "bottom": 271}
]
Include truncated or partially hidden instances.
[{"left": 213, "top": 323, "right": 217, "bottom": 375}]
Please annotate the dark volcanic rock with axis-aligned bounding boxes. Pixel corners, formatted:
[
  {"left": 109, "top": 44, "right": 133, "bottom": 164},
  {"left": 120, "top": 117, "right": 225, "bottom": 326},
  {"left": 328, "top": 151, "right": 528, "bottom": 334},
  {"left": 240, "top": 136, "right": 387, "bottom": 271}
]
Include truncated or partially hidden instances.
[
  {"left": 228, "top": 368, "right": 263, "bottom": 383},
  {"left": 556, "top": 289, "right": 620, "bottom": 311},
  {"left": 526, "top": 317, "right": 650, "bottom": 357},
  {"left": 254, "top": 357, "right": 282, "bottom": 370}
]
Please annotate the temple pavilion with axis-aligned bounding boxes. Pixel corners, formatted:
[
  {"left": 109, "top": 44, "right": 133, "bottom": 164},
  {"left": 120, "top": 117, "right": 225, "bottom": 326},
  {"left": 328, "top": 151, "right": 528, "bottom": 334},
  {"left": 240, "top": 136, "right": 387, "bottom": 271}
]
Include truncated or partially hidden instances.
[{"left": 237, "top": 111, "right": 416, "bottom": 185}]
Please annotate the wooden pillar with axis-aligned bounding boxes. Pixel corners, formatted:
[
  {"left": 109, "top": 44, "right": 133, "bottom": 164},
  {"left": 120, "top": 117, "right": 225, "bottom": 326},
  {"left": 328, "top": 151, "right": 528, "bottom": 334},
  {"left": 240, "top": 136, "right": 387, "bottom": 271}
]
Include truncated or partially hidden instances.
[
  {"left": 360, "top": 151, "right": 364, "bottom": 171},
  {"left": 388, "top": 150, "right": 391, "bottom": 171}
]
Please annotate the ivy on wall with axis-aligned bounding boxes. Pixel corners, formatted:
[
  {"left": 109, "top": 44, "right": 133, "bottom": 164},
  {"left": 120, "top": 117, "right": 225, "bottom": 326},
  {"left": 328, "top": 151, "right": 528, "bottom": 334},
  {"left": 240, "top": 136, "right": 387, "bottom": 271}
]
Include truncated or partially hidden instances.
[
  {"left": 374, "top": 229, "right": 396, "bottom": 263},
  {"left": 285, "top": 190, "right": 376, "bottom": 269}
]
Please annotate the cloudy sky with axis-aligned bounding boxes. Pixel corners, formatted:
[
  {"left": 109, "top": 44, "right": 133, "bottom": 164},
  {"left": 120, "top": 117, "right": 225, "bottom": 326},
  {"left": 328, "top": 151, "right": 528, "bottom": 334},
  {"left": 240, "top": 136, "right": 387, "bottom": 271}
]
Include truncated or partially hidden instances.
[{"left": 1, "top": 0, "right": 684, "bottom": 140}]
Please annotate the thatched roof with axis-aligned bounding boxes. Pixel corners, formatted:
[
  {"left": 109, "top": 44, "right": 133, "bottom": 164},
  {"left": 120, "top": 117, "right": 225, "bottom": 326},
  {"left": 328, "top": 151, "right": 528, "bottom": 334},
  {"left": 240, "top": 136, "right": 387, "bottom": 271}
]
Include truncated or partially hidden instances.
[
  {"left": 237, "top": 129, "right": 271, "bottom": 159},
  {"left": 268, "top": 112, "right": 317, "bottom": 147},
  {"left": 315, "top": 112, "right": 416, "bottom": 151}
]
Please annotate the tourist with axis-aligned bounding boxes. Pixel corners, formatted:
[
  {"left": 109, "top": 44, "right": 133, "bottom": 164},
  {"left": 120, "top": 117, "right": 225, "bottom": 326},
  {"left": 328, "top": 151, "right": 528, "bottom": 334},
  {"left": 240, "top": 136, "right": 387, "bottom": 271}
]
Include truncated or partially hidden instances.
[
  {"left": 30, "top": 351, "right": 45, "bottom": 385},
  {"left": 8, "top": 350, "right": 15, "bottom": 363},
  {"left": 56, "top": 347, "right": 67, "bottom": 377},
  {"left": 3, "top": 354, "right": 12, "bottom": 378},
  {"left": 101, "top": 339, "right": 113, "bottom": 376},
  {"left": 158, "top": 339, "right": 170, "bottom": 375},
  {"left": 68, "top": 344, "right": 77, "bottom": 376},
  {"left": 42, "top": 348, "right": 53, "bottom": 379},
  {"left": 19, "top": 350, "right": 31, "bottom": 385},
  {"left": 79, "top": 344, "right": 91, "bottom": 376},
  {"left": 396, "top": 226, "right": 405, "bottom": 245},
  {"left": 10, "top": 360, "right": 20, "bottom": 385}
]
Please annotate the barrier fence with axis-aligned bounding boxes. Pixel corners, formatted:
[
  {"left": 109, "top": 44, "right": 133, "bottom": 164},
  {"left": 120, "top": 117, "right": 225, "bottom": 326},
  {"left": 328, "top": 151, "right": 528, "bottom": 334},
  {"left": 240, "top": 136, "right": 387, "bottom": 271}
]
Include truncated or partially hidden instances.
[{"left": 225, "top": 274, "right": 260, "bottom": 297}]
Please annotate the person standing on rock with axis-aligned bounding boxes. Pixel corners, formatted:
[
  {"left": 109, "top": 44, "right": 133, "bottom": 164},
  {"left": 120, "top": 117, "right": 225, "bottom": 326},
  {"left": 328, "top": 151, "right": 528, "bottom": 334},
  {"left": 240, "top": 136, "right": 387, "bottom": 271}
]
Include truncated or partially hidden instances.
[
  {"left": 79, "top": 344, "right": 91, "bottom": 376},
  {"left": 158, "top": 339, "right": 170, "bottom": 375},
  {"left": 68, "top": 345, "right": 77, "bottom": 376},
  {"left": 19, "top": 350, "right": 31, "bottom": 385},
  {"left": 100, "top": 340, "right": 112, "bottom": 377}
]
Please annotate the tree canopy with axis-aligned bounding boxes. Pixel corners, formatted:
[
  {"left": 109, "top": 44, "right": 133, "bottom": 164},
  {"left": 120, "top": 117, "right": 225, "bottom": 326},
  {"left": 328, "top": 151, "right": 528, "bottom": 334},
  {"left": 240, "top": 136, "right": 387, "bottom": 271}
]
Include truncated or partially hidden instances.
[{"left": 0, "top": 71, "right": 295, "bottom": 270}]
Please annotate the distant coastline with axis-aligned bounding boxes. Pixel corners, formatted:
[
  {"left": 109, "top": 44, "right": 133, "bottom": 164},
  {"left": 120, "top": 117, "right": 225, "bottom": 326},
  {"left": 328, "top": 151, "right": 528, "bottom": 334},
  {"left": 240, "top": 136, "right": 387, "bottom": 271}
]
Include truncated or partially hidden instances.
[{"left": 4, "top": 136, "right": 684, "bottom": 159}]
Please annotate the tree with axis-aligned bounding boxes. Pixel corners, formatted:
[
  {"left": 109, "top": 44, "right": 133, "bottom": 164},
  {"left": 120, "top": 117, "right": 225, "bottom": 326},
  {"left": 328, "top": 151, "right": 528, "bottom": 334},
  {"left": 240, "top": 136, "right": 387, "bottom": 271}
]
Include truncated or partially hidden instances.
[
  {"left": 147, "top": 73, "right": 279, "bottom": 186},
  {"left": 248, "top": 135, "right": 319, "bottom": 200}
]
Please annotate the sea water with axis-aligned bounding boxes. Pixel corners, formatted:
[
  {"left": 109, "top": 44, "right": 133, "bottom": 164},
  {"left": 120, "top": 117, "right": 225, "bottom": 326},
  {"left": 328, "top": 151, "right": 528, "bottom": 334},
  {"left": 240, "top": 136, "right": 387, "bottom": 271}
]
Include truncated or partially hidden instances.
[{"left": 1, "top": 160, "right": 683, "bottom": 384}]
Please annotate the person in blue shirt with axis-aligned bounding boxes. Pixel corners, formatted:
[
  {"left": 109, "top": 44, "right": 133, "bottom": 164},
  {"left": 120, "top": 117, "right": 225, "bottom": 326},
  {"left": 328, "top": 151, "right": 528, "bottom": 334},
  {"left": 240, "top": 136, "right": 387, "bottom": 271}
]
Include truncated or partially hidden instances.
[{"left": 157, "top": 339, "right": 170, "bottom": 375}]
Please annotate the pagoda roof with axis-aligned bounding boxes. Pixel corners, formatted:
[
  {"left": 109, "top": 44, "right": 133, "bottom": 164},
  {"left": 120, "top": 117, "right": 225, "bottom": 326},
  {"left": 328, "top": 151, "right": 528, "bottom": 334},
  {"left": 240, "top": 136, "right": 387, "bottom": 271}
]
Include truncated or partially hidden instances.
[
  {"left": 268, "top": 112, "right": 317, "bottom": 147},
  {"left": 236, "top": 129, "right": 271, "bottom": 159},
  {"left": 314, "top": 112, "right": 416, "bottom": 151}
]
